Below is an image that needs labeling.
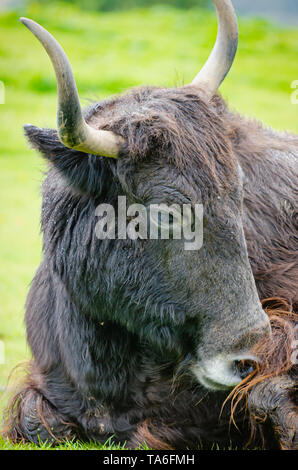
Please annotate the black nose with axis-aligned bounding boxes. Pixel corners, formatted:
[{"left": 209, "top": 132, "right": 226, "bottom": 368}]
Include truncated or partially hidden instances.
[{"left": 234, "top": 359, "right": 257, "bottom": 380}]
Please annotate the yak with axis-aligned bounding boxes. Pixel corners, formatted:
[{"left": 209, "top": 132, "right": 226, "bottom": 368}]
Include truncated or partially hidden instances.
[{"left": 2, "top": 0, "right": 298, "bottom": 450}]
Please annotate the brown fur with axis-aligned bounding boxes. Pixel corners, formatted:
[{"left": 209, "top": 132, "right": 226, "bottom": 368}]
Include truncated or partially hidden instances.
[{"left": 225, "top": 298, "right": 297, "bottom": 444}]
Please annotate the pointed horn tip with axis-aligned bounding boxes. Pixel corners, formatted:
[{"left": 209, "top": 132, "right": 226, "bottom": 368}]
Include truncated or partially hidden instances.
[
  {"left": 20, "top": 17, "right": 36, "bottom": 32},
  {"left": 20, "top": 17, "right": 31, "bottom": 26},
  {"left": 20, "top": 17, "right": 42, "bottom": 34}
]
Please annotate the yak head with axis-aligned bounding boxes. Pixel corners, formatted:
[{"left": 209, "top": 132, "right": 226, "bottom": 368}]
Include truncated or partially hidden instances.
[{"left": 21, "top": 0, "right": 270, "bottom": 391}]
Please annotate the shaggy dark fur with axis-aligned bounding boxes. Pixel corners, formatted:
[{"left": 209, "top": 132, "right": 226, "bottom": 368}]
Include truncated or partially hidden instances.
[{"left": 2, "top": 86, "right": 298, "bottom": 449}]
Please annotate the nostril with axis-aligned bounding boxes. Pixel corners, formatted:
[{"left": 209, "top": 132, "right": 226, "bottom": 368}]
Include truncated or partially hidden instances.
[{"left": 234, "top": 359, "right": 257, "bottom": 380}]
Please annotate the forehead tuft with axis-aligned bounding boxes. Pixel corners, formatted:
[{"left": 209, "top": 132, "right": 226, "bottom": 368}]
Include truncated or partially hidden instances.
[{"left": 86, "top": 86, "right": 238, "bottom": 191}]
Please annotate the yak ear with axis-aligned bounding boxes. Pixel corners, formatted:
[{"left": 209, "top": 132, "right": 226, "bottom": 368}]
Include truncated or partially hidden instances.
[
  {"left": 23, "top": 124, "right": 115, "bottom": 197},
  {"left": 23, "top": 124, "right": 67, "bottom": 158}
]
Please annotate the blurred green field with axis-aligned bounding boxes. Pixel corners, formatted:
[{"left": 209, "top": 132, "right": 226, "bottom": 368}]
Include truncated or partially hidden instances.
[{"left": 0, "top": 1, "right": 297, "bottom": 450}]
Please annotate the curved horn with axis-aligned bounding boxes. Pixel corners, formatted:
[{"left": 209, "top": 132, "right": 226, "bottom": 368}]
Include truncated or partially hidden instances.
[
  {"left": 191, "top": 0, "right": 239, "bottom": 97},
  {"left": 20, "top": 18, "right": 124, "bottom": 158}
]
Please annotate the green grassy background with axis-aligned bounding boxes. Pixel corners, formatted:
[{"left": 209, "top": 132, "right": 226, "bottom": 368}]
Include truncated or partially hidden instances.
[{"left": 0, "top": 1, "right": 297, "bottom": 450}]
